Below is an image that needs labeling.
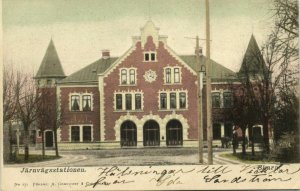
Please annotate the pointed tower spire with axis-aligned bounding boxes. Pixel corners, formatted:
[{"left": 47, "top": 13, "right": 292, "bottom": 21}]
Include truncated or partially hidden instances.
[
  {"left": 238, "top": 34, "right": 265, "bottom": 76},
  {"left": 35, "top": 39, "right": 66, "bottom": 79}
]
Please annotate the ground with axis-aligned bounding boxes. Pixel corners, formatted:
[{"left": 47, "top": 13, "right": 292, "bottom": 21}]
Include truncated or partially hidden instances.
[{"left": 6, "top": 147, "right": 246, "bottom": 167}]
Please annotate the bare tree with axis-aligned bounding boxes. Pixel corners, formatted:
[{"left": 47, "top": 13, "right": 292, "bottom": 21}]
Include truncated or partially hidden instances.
[
  {"left": 233, "top": 72, "right": 261, "bottom": 156},
  {"left": 15, "top": 72, "right": 41, "bottom": 161},
  {"left": 3, "top": 66, "right": 18, "bottom": 160},
  {"left": 274, "top": 0, "right": 298, "bottom": 53}
]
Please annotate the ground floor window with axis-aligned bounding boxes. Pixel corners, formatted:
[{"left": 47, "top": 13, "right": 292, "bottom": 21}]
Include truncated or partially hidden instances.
[
  {"left": 213, "top": 123, "right": 221, "bottom": 140},
  {"left": 166, "top": 120, "right": 183, "bottom": 146},
  {"left": 120, "top": 121, "right": 137, "bottom": 147},
  {"left": 71, "top": 126, "right": 80, "bottom": 142},
  {"left": 252, "top": 126, "right": 263, "bottom": 142},
  {"left": 83, "top": 126, "right": 92, "bottom": 142},
  {"left": 224, "top": 123, "right": 233, "bottom": 138},
  {"left": 70, "top": 125, "right": 92, "bottom": 142},
  {"left": 45, "top": 131, "right": 54, "bottom": 147}
]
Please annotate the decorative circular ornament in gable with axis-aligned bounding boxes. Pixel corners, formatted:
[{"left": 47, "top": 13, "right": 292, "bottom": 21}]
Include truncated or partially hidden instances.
[{"left": 143, "top": 70, "right": 157, "bottom": 83}]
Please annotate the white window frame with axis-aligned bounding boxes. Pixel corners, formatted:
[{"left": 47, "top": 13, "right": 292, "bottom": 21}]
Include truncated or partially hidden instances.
[
  {"left": 69, "top": 124, "right": 94, "bottom": 142},
  {"left": 119, "top": 68, "right": 137, "bottom": 86},
  {"left": 113, "top": 91, "right": 144, "bottom": 111},
  {"left": 223, "top": 90, "right": 233, "bottom": 108},
  {"left": 158, "top": 90, "right": 188, "bottom": 110},
  {"left": 69, "top": 93, "right": 94, "bottom": 111},
  {"left": 164, "top": 66, "right": 182, "bottom": 84},
  {"left": 143, "top": 51, "right": 157, "bottom": 62}
]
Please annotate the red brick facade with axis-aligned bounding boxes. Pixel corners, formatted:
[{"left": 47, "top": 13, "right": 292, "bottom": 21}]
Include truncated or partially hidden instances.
[
  {"left": 103, "top": 37, "right": 199, "bottom": 141},
  {"left": 35, "top": 21, "right": 268, "bottom": 148},
  {"left": 59, "top": 87, "right": 100, "bottom": 142}
]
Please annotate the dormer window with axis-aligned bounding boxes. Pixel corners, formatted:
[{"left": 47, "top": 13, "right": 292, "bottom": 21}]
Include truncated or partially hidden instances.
[
  {"left": 144, "top": 51, "right": 157, "bottom": 62},
  {"left": 119, "top": 68, "right": 137, "bottom": 85}
]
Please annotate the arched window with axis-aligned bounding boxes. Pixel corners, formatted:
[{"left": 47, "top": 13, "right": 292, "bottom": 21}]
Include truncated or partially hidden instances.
[
  {"left": 121, "top": 69, "right": 127, "bottom": 84},
  {"left": 129, "top": 69, "right": 135, "bottom": 84},
  {"left": 143, "top": 120, "right": 160, "bottom": 146},
  {"left": 120, "top": 121, "right": 137, "bottom": 147},
  {"left": 166, "top": 120, "right": 183, "bottom": 146}
]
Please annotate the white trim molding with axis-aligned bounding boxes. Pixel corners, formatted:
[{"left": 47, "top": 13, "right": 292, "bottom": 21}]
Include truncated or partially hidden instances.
[
  {"left": 68, "top": 124, "right": 94, "bottom": 142},
  {"left": 113, "top": 90, "right": 144, "bottom": 111},
  {"left": 163, "top": 112, "right": 189, "bottom": 140},
  {"left": 119, "top": 67, "right": 137, "bottom": 86},
  {"left": 69, "top": 92, "right": 94, "bottom": 111},
  {"left": 98, "top": 75, "right": 105, "bottom": 141},
  {"left": 163, "top": 66, "right": 182, "bottom": 84},
  {"left": 113, "top": 113, "right": 189, "bottom": 143},
  {"left": 114, "top": 114, "right": 140, "bottom": 142},
  {"left": 158, "top": 89, "right": 188, "bottom": 110}
]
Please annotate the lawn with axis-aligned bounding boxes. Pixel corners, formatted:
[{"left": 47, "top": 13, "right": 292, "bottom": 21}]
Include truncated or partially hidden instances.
[
  {"left": 8, "top": 154, "right": 61, "bottom": 164},
  {"left": 220, "top": 152, "right": 279, "bottom": 164}
]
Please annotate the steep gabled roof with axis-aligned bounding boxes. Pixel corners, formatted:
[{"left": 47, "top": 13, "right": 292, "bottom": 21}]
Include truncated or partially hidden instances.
[
  {"left": 35, "top": 40, "right": 66, "bottom": 78},
  {"left": 180, "top": 55, "right": 236, "bottom": 81},
  {"left": 59, "top": 57, "right": 118, "bottom": 84},
  {"left": 59, "top": 55, "right": 235, "bottom": 84},
  {"left": 238, "top": 35, "right": 266, "bottom": 76}
]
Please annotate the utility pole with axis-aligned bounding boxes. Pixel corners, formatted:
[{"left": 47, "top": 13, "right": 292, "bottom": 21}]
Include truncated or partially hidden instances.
[
  {"left": 195, "top": 36, "right": 204, "bottom": 163},
  {"left": 205, "top": 0, "right": 213, "bottom": 165},
  {"left": 185, "top": 36, "right": 204, "bottom": 163}
]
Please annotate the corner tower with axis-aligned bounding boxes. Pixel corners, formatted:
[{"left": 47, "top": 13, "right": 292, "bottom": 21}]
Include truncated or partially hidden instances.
[{"left": 35, "top": 39, "right": 66, "bottom": 87}]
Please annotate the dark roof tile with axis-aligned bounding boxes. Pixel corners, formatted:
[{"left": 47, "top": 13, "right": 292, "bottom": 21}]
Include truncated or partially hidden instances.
[{"left": 35, "top": 40, "right": 66, "bottom": 78}]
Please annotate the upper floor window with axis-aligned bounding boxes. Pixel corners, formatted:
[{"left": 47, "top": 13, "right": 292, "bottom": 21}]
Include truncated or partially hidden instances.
[
  {"left": 115, "top": 92, "right": 143, "bottom": 111},
  {"left": 120, "top": 68, "right": 137, "bottom": 85},
  {"left": 129, "top": 69, "right": 135, "bottom": 84},
  {"left": 47, "top": 79, "right": 52, "bottom": 86},
  {"left": 70, "top": 93, "right": 93, "bottom": 111},
  {"left": 179, "top": 92, "right": 186, "bottom": 109},
  {"left": 159, "top": 91, "right": 187, "bottom": 110},
  {"left": 125, "top": 94, "right": 132, "bottom": 110},
  {"left": 121, "top": 69, "right": 127, "bottom": 84},
  {"left": 223, "top": 92, "right": 233, "bottom": 108},
  {"left": 174, "top": 68, "right": 180, "bottom": 83},
  {"left": 144, "top": 51, "right": 157, "bottom": 62},
  {"left": 82, "top": 95, "right": 91, "bottom": 111},
  {"left": 166, "top": 68, "right": 171, "bottom": 83},
  {"left": 135, "top": 94, "right": 142, "bottom": 110},
  {"left": 212, "top": 92, "right": 221, "bottom": 108},
  {"left": 116, "top": 94, "right": 123, "bottom": 110},
  {"left": 71, "top": 95, "right": 80, "bottom": 111},
  {"left": 164, "top": 67, "right": 181, "bottom": 84},
  {"left": 160, "top": 93, "right": 167, "bottom": 109}
]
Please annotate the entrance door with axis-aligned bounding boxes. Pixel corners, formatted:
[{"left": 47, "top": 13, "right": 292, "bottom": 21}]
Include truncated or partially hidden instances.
[
  {"left": 120, "top": 121, "right": 137, "bottom": 147},
  {"left": 45, "top": 131, "right": 53, "bottom": 147},
  {"left": 143, "top": 120, "right": 160, "bottom": 146},
  {"left": 166, "top": 120, "right": 183, "bottom": 146}
]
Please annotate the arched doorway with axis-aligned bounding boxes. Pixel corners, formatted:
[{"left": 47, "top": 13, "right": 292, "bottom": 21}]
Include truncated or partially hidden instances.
[
  {"left": 143, "top": 120, "right": 160, "bottom": 146},
  {"left": 120, "top": 121, "right": 137, "bottom": 147},
  {"left": 45, "top": 131, "right": 53, "bottom": 147},
  {"left": 166, "top": 120, "right": 183, "bottom": 146}
]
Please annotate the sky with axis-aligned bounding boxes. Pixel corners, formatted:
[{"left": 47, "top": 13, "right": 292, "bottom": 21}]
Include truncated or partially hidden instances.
[{"left": 2, "top": 0, "right": 274, "bottom": 75}]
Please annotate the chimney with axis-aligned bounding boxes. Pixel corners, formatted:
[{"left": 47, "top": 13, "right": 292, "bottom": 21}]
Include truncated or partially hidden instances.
[
  {"left": 102, "top": 49, "right": 110, "bottom": 59},
  {"left": 199, "top": 47, "right": 203, "bottom": 56}
]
